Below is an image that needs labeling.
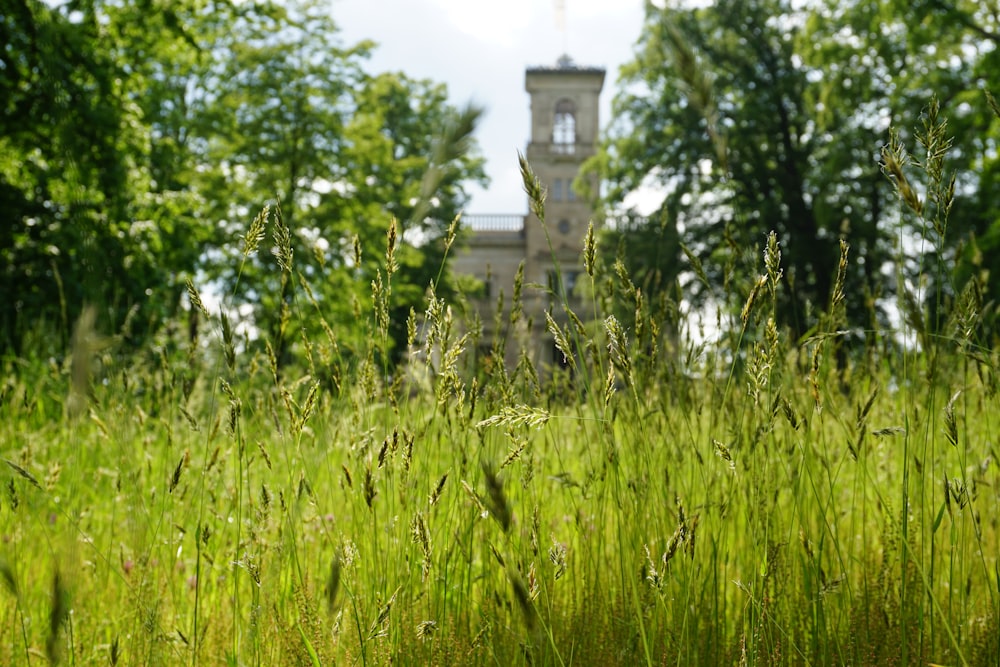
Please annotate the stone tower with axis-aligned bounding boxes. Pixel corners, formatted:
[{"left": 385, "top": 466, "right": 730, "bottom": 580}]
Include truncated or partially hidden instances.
[
  {"left": 523, "top": 56, "right": 605, "bottom": 305},
  {"left": 452, "top": 55, "right": 605, "bottom": 371}
]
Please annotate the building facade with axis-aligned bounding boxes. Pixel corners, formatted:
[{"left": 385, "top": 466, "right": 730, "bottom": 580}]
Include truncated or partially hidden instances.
[{"left": 452, "top": 56, "right": 605, "bottom": 369}]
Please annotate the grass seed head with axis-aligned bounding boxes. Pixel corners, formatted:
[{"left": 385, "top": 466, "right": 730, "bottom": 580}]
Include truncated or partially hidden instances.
[
  {"left": 352, "top": 233, "right": 362, "bottom": 269},
  {"left": 881, "top": 128, "right": 924, "bottom": 216},
  {"left": 604, "top": 315, "right": 632, "bottom": 386},
  {"left": 808, "top": 343, "right": 823, "bottom": 411},
  {"left": 741, "top": 275, "right": 767, "bottom": 328},
  {"left": 325, "top": 554, "right": 341, "bottom": 612},
  {"left": 429, "top": 472, "right": 448, "bottom": 506},
  {"left": 168, "top": 455, "right": 185, "bottom": 493},
  {"left": 482, "top": 463, "right": 512, "bottom": 533},
  {"left": 603, "top": 364, "right": 617, "bottom": 407},
  {"left": 476, "top": 405, "right": 550, "bottom": 431},
  {"left": 713, "top": 439, "right": 736, "bottom": 473},
  {"left": 944, "top": 390, "right": 961, "bottom": 447},
  {"left": 411, "top": 511, "right": 432, "bottom": 580},
  {"left": 402, "top": 432, "right": 414, "bottom": 475},
  {"left": 518, "top": 151, "right": 546, "bottom": 223},
  {"left": 270, "top": 201, "right": 294, "bottom": 273},
  {"left": 46, "top": 569, "right": 69, "bottom": 664},
  {"left": 856, "top": 386, "right": 879, "bottom": 430},
  {"left": 500, "top": 436, "right": 527, "bottom": 470},
  {"left": 406, "top": 307, "right": 418, "bottom": 349},
  {"left": 511, "top": 261, "right": 525, "bottom": 326},
  {"left": 372, "top": 271, "right": 389, "bottom": 336},
  {"left": 242, "top": 204, "right": 270, "bottom": 258},
  {"left": 584, "top": 220, "right": 597, "bottom": 277},
  {"left": 546, "top": 311, "right": 576, "bottom": 371},
  {"left": 681, "top": 242, "right": 711, "bottom": 289},
  {"left": 986, "top": 89, "right": 1000, "bottom": 119},
  {"left": 764, "top": 231, "right": 783, "bottom": 299},
  {"left": 385, "top": 216, "right": 398, "bottom": 277},
  {"left": 363, "top": 463, "right": 377, "bottom": 510},
  {"left": 644, "top": 544, "right": 663, "bottom": 591},
  {"left": 377, "top": 437, "right": 390, "bottom": 469},
  {"left": 67, "top": 305, "right": 107, "bottom": 418},
  {"left": 508, "top": 568, "right": 538, "bottom": 632},
  {"left": 548, "top": 539, "right": 567, "bottom": 580},
  {"left": 490, "top": 542, "right": 506, "bottom": 568},
  {"left": 614, "top": 259, "right": 637, "bottom": 301},
  {"left": 186, "top": 280, "right": 210, "bottom": 319},
  {"left": 445, "top": 212, "right": 461, "bottom": 251},
  {"left": 829, "top": 239, "right": 850, "bottom": 326},
  {"left": 416, "top": 620, "right": 437, "bottom": 641}
]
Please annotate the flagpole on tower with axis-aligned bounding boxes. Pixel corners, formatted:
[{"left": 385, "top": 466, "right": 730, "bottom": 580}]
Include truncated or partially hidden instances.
[{"left": 554, "top": 0, "right": 568, "bottom": 59}]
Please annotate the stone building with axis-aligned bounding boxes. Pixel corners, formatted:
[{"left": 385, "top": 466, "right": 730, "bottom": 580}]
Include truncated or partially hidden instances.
[{"left": 452, "top": 56, "right": 605, "bottom": 369}]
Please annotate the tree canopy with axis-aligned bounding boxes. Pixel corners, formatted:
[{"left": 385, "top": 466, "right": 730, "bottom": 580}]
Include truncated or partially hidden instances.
[
  {"left": 588, "top": 0, "right": 1000, "bottom": 346},
  {"left": 0, "top": 0, "right": 485, "bottom": 363}
]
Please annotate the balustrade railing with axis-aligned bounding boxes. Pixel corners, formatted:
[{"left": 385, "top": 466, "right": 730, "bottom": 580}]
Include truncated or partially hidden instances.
[{"left": 462, "top": 214, "right": 525, "bottom": 232}]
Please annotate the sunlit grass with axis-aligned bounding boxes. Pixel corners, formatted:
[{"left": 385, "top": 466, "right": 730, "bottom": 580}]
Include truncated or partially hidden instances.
[{"left": 2, "top": 148, "right": 999, "bottom": 665}]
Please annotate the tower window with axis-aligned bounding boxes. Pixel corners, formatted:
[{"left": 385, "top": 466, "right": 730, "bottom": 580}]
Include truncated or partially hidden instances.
[
  {"left": 553, "top": 99, "right": 576, "bottom": 154},
  {"left": 547, "top": 269, "right": 582, "bottom": 301},
  {"left": 552, "top": 178, "right": 563, "bottom": 201}
]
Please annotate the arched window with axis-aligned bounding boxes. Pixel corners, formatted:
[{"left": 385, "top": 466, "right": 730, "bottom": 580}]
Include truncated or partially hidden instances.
[{"left": 552, "top": 99, "right": 576, "bottom": 154}]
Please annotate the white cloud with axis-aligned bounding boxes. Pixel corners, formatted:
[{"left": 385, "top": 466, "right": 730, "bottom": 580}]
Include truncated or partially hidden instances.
[{"left": 427, "top": 0, "right": 542, "bottom": 47}]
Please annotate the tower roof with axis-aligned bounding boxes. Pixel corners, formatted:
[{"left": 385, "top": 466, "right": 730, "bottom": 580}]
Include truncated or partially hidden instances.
[{"left": 526, "top": 54, "right": 605, "bottom": 75}]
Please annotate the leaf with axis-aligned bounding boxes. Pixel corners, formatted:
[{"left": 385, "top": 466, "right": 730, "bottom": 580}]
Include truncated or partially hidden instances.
[
  {"left": 295, "top": 624, "right": 321, "bottom": 667},
  {"left": 931, "top": 500, "right": 946, "bottom": 534}
]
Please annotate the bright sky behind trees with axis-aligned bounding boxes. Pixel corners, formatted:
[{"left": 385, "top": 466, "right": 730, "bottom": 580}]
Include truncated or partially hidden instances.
[{"left": 334, "top": 0, "right": 645, "bottom": 214}]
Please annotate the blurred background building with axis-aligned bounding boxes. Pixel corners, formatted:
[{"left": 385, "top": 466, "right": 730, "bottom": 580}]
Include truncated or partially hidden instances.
[{"left": 453, "top": 56, "right": 605, "bottom": 370}]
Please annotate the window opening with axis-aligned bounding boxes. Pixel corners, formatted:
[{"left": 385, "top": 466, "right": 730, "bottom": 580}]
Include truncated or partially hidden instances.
[{"left": 553, "top": 99, "right": 576, "bottom": 154}]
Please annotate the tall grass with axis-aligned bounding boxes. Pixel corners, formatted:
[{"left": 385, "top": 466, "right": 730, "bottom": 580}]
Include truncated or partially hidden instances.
[{"left": 1, "top": 118, "right": 999, "bottom": 666}]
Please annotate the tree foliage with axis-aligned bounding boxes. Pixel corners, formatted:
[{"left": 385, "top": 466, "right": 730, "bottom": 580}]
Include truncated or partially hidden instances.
[
  {"left": 1, "top": 0, "right": 153, "bottom": 352},
  {"left": 0, "top": 0, "right": 485, "bottom": 364},
  {"left": 590, "top": 0, "right": 999, "bottom": 343}
]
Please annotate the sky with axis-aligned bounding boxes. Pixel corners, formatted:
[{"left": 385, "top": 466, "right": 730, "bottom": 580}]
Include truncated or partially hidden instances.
[{"left": 331, "top": 0, "right": 647, "bottom": 215}]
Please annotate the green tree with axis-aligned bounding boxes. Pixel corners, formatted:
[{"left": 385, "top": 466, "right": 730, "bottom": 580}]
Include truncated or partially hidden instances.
[
  {"left": 318, "top": 73, "right": 486, "bottom": 364},
  {"left": 589, "top": 0, "right": 915, "bottom": 341},
  {"left": 0, "top": 0, "right": 486, "bottom": 367},
  {"left": 1, "top": 0, "right": 145, "bottom": 352},
  {"left": 0, "top": 0, "right": 226, "bottom": 354},
  {"left": 882, "top": 0, "right": 1000, "bottom": 338},
  {"left": 101, "top": 0, "right": 227, "bottom": 342},
  {"left": 183, "top": 0, "right": 486, "bottom": 366}
]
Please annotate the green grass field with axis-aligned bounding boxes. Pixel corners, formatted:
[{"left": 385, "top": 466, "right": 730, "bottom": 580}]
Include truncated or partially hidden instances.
[{"left": 2, "top": 200, "right": 999, "bottom": 666}]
